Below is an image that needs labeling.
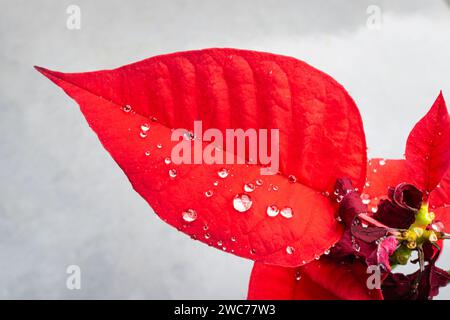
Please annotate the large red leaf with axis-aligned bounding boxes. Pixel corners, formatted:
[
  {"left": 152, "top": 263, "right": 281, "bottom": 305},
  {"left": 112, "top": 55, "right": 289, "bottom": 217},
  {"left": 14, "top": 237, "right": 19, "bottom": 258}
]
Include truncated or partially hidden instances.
[
  {"left": 35, "top": 48, "right": 366, "bottom": 266},
  {"left": 405, "top": 93, "right": 450, "bottom": 193},
  {"left": 248, "top": 260, "right": 382, "bottom": 300}
]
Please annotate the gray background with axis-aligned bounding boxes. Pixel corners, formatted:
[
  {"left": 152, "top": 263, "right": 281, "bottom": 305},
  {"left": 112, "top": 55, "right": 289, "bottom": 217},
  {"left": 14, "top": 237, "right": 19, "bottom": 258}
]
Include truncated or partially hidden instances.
[{"left": 1, "top": 0, "right": 449, "bottom": 299}]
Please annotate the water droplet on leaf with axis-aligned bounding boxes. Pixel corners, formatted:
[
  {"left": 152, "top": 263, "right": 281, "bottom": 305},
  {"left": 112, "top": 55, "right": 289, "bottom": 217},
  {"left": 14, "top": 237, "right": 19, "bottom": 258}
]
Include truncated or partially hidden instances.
[
  {"left": 169, "top": 169, "right": 177, "bottom": 178},
  {"left": 205, "top": 190, "right": 213, "bottom": 198},
  {"left": 244, "top": 183, "right": 255, "bottom": 193},
  {"left": 141, "top": 123, "right": 150, "bottom": 132},
  {"left": 266, "top": 205, "right": 279, "bottom": 217},
  {"left": 182, "top": 209, "right": 197, "bottom": 223},
  {"left": 218, "top": 168, "right": 229, "bottom": 178},
  {"left": 233, "top": 194, "right": 253, "bottom": 212},
  {"left": 286, "top": 246, "right": 295, "bottom": 255},
  {"left": 280, "top": 207, "right": 293, "bottom": 219}
]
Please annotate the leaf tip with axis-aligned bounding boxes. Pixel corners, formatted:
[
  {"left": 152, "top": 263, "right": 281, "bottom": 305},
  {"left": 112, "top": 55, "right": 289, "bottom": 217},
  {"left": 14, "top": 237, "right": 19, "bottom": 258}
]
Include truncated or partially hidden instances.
[{"left": 34, "top": 65, "right": 53, "bottom": 78}]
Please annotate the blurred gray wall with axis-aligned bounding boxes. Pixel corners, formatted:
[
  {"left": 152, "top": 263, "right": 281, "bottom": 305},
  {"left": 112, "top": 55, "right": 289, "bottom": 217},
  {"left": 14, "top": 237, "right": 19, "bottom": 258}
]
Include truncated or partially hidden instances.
[{"left": 1, "top": 0, "right": 449, "bottom": 299}]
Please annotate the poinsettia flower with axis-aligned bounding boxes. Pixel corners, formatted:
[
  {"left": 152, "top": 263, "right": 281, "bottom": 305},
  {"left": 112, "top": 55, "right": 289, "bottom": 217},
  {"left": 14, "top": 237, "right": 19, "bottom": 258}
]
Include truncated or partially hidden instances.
[
  {"left": 249, "top": 93, "right": 450, "bottom": 300},
  {"left": 35, "top": 48, "right": 450, "bottom": 299}
]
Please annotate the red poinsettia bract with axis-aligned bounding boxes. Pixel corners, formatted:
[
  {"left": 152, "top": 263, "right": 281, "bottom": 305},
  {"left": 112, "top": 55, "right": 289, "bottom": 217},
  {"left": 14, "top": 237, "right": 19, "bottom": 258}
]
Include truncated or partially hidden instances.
[{"left": 35, "top": 48, "right": 450, "bottom": 300}]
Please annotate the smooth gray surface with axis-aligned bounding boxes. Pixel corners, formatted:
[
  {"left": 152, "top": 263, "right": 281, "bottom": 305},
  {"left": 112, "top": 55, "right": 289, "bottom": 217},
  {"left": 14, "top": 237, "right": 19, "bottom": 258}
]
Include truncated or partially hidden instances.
[{"left": 0, "top": 0, "right": 449, "bottom": 299}]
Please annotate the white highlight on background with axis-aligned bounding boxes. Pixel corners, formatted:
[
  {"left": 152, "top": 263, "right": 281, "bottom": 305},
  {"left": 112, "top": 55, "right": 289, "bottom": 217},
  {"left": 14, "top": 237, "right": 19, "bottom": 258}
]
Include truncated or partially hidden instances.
[
  {"left": 366, "top": 5, "right": 382, "bottom": 30},
  {"left": 66, "top": 265, "right": 81, "bottom": 290},
  {"left": 66, "top": 5, "right": 81, "bottom": 30}
]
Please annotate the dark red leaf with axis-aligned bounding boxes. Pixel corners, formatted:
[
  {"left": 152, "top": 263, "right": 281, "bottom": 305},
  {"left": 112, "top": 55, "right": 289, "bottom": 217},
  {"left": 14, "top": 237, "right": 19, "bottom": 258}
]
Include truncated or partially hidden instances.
[
  {"left": 366, "top": 236, "right": 398, "bottom": 272},
  {"left": 373, "top": 183, "right": 422, "bottom": 229},
  {"left": 382, "top": 264, "right": 450, "bottom": 300},
  {"left": 351, "top": 224, "right": 387, "bottom": 243}
]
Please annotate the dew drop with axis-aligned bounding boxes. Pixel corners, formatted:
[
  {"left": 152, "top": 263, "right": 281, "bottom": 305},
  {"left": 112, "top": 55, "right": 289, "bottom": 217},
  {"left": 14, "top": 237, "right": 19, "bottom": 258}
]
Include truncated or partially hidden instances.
[
  {"left": 250, "top": 248, "right": 256, "bottom": 255},
  {"left": 213, "top": 180, "right": 219, "bottom": 187},
  {"left": 353, "top": 242, "right": 361, "bottom": 252},
  {"left": 266, "top": 205, "right": 279, "bottom": 217},
  {"left": 314, "top": 254, "right": 320, "bottom": 260},
  {"left": 156, "top": 143, "right": 163, "bottom": 149},
  {"left": 164, "top": 157, "right": 172, "bottom": 165},
  {"left": 295, "top": 271, "right": 302, "bottom": 281},
  {"left": 233, "top": 194, "right": 253, "bottom": 212},
  {"left": 244, "top": 183, "right": 255, "bottom": 193},
  {"left": 203, "top": 225, "right": 209, "bottom": 231},
  {"left": 324, "top": 249, "right": 330, "bottom": 255},
  {"left": 141, "top": 123, "right": 150, "bottom": 132},
  {"left": 321, "top": 191, "right": 330, "bottom": 197},
  {"left": 231, "top": 236, "right": 236, "bottom": 242},
  {"left": 286, "top": 246, "right": 295, "bottom": 255},
  {"left": 144, "top": 151, "right": 151, "bottom": 156},
  {"left": 204, "top": 233, "right": 211, "bottom": 239},
  {"left": 271, "top": 184, "right": 279, "bottom": 191},
  {"left": 280, "top": 207, "right": 293, "bottom": 219},
  {"left": 361, "top": 193, "right": 371, "bottom": 205},
  {"left": 218, "top": 168, "right": 229, "bottom": 179},
  {"left": 139, "top": 132, "right": 147, "bottom": 138},
  {"left": 217, "top": 240, "right": 223, "bottom": 246},
  {"left": 255, "top": 179, "right": 263, "bottom": 186},
  {"left": 379, "top": 159, "right": 386, "bottom": 166},
  {"left": 182, "top": 209, "right": 197, "bottom": 222},
  {"left": 365, "top": 181, "right": 370, "bottom": 188},
  {"left": 288, "top": 175, "right": 297, "bottom": 183},
  {"left": 169, "top": 169, "right": 177, "bottom": 178},
  {"left": 205, "top": 190, "right": 214, "bottom": 198},
  {"left": 122, "top": 104, "right": 132, "bottom": 113}
]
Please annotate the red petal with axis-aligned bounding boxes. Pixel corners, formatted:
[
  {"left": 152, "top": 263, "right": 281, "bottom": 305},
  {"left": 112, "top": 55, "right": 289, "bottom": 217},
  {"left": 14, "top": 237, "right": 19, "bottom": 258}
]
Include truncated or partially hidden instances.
[
  {"left": 434, "top": 207, "right": 450, "bottom": 233},
  {"left": 364, "top": 158, "right": 409, "bottom": 211},
  {"left": 429, "top": 168, "right": 450, "bottom": 209},
  {"left": 405, "top": 93, "right": 450, "bottom": 193},
  {"left": 248, "top": 260, "right": 382, "bottom": 300},
  {"left": 35, "top": 49, "right": 367, "bottom": 266}
]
